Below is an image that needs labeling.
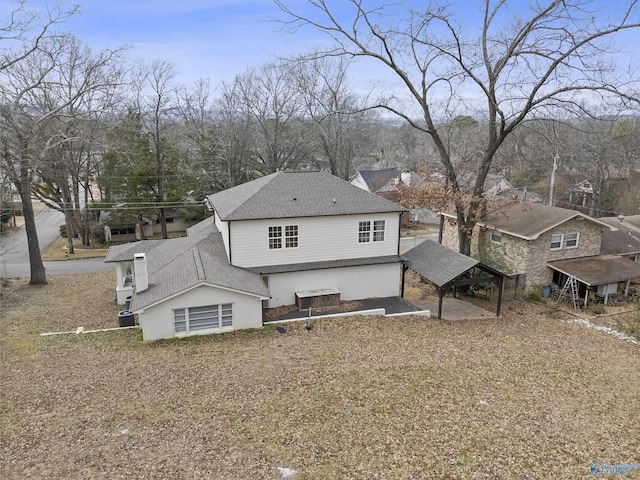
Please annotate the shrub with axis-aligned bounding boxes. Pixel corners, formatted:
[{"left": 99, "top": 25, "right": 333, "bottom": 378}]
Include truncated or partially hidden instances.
[
  {"left": 59, "top": 224, "right": 67, "bottom": 238},
  {"left": 591, "top": 303, "right": 606, "bottom": 315},
  {"left": 527, "top": 291, "right": 542, "bottom": 302}
]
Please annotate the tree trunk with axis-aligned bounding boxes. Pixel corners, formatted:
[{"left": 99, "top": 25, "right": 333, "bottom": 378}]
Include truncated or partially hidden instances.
[{"left": 16, "top": 168, "right": 47, "bottom": 285}]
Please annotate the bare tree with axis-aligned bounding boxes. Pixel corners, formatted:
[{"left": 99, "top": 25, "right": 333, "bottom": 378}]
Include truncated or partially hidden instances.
[
  {"left": 293, "top": 55, "right": 372, "bottom": 179},
  {"left": 131, "top": 59, "right": 179, "bottom": 239},
  {"left": 0, "top": 1, "right": 126, "bottom": 283},
  {"left": 276, "top": 0, "right": 640, "bottom": 255},
  {"left": 227, "top": 62, "right": 312, "bottom": 173}
]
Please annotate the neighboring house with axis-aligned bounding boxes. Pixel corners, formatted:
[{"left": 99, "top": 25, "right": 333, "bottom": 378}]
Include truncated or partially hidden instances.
[
  {"left": 600, "top": 215, "right": 640, "bottom": 262},
  {"left": 350, "top": 168, "right": 434, "bottom": 223},
  {"left": 440, "top": 200, "right": 617, "bottom": 290},
  {"left": 101, "top": 207, "right": 192, "bottom": 242},
  {"left": 105, "top": 171, "right": 406, "bottom": 340}
]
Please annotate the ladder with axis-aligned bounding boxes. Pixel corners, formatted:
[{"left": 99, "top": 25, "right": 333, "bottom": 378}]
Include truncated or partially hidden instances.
[{"left": 557, "top": 275, "right": 580, "bottom": 310}]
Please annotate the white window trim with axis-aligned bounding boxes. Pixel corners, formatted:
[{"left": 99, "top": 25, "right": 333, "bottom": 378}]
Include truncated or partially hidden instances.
[
  {"left": 565, "top": 232, "right": 580, "bottom": 249},
  {"left": 359, "top": 219, "right": 386, "bottom": 243},
  {"left": 269, "top": 224, "right": 299, "bottom": 249},
  {"left": 173, "top": 304, "right": 233, "bottom": 336},
  {"left": 490, "top": 231, "right": 502, "bottom": 244},
  {"left": 550, "top": 233, "right": 564, "bottom": 251}
]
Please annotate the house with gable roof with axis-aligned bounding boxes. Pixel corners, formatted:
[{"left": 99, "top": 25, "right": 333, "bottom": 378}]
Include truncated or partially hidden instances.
[
  {"left": 105, "top": 171, "right": 406, "bottom": 340},
  {"left": 440, "top": 200, "right": 619, "bottom": 289}
]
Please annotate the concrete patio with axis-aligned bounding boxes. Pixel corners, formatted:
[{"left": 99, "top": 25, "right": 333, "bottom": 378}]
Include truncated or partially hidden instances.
[{"left": 411, "top": 297, "right": 496, "bottom": 321}]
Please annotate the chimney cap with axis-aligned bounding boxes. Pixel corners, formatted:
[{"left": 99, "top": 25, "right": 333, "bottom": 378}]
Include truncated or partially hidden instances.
[{"left": 134, "top": 252, "right": 146, "bottom": 260}]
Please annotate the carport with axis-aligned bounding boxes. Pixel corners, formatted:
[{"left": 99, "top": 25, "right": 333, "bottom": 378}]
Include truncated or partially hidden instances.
[
  {"left": 548, "top": 254, "right": 640, "bottom": 306},
  {"left": 401, "top": 240, "right": 506, "bottom": 320}
]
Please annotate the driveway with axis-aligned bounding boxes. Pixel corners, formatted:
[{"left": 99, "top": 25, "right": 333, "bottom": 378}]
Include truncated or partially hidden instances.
[{"left": 400, "top": 233, "right": 438, "bottom": 254}]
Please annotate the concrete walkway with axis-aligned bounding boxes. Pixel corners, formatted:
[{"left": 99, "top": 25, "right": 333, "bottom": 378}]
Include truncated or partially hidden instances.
[{"left": 411, "top": 297, "right": 496, "bottom": 321}]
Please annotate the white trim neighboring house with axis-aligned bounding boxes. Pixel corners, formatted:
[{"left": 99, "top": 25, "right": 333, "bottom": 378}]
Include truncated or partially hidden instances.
[{"left": 105, "top": 171, "right": 406, "bottom": 340}]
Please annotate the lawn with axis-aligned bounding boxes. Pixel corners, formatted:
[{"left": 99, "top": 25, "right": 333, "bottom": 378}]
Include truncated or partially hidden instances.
[{"left": 1, "top": 273, "right": 639, "bottom": 479}]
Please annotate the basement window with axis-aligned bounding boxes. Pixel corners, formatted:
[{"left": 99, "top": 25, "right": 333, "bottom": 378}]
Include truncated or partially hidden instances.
[
  {"left": 490, "top": 231, "right": 502, "bottom": 244},
  {"left": 173, "top": 304, "right": 233, "bottom": 335}
]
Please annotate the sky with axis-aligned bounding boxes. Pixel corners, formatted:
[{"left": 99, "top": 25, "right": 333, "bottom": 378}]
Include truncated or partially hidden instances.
[{"left": 5, "top": 0, "right": 640, "bottom": 106}]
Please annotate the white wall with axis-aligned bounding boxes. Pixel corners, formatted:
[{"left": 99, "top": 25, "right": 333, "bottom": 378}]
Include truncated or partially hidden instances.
[
  {"left": 214, "top": 210, "right": 231, "bottom": 261},
  {"left": 230, "top": 212, "right": 400, "bottom": 268},
  {"left": 137, "top": 284, "right": 264, "bottom": 341},
  {"left": 349, "top": 173, "right": 370, "bottom": 191},
  {"left": 114, "top": 262, "right": 133, "bottom": 304},
  {"left": 266, "top": 263, "right": 402, "bottom": 307}
]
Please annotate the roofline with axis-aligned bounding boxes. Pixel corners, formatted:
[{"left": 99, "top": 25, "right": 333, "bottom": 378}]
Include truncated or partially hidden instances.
[
  {"left": 217, "top": 209, "right": 407, "bottom": 222},
  {"left": 132, "top": 281, "right": 270, "bottom": 313},
  {"left": 440, "top": 210, "right": 617, "bottom": 240}
]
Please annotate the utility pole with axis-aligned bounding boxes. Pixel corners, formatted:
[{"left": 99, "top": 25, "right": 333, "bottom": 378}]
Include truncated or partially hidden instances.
[{"left": 549, "top": 153, "right": 559, "bottom": 206}]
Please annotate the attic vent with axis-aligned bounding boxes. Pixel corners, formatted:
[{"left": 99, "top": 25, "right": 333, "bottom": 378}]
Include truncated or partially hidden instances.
[{"left": 193, "top": 249, "right": 205, "bottom": 280}]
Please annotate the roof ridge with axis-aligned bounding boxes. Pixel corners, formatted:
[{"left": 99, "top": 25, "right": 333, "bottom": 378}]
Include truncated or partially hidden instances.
[{"left": 192, "top": 248, "right": 206, "bottom": 280}]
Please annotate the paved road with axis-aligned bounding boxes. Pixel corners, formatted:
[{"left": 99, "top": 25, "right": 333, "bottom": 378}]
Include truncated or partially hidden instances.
[{"left": 0, "top": 208, "right": 113, "bottom": 278}]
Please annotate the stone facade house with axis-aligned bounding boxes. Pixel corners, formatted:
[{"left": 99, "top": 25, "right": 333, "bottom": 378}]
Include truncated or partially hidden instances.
[{"left": 440, "top": 201, "right": 616, "bottom": 290}]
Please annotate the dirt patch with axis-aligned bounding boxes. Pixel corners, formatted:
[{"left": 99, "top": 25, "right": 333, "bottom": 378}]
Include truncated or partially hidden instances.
[{"left": 2, "top": 273, "right": 639, "bottom": 479}]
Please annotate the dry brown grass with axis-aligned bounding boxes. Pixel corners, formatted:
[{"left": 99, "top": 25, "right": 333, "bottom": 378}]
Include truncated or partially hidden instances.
[
  {"left": 41, "top": 236, "right": 109, "bottom": 261},
  {"left": 1, "top": 273, "right": 639, "bottom": 479}
]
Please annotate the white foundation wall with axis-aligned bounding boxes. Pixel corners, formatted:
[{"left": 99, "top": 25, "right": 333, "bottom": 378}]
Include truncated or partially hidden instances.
[
  {"left": 137, "top": 284, "right": 264, "bottom": 341},
  {"left": 229, "top": 212, "right": 401, "bottom": 268},
  {"left": 266, "top": 263, "right": 402, "bottom": 307}
]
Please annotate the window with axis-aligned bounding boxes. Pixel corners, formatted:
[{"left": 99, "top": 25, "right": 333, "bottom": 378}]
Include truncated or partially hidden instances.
[
  {"left": 550, "top": 234, "right": 563, "bottom": 251},
  {"left": 269, "top": 226, "right": 282, "bottom": 249},
  {"left": 490, "top": 231, "right": 502, "bottom": 244},
  {"left": 358, "top": 221, "right": 371, "bottom": 243},
  {"left": 269, "top": 225, "right": 298, "bottom": 249},
  {"left": 173, "top": 304, "right": 233, "bottom": 335},
  {"left": 373, "top": 220, "right": 385, "bottom": 242},
  {"left": 285, "top": 225, "right": 298, "bottom": 248},
  {"left": 565, "top": 232, "right": 579, "bottom": 249},
  {"left": 359, "top": 220, "right": 385, "bottom": 243}
]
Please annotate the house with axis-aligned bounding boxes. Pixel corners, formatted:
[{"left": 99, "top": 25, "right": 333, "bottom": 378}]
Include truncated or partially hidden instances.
[
  {"left": 101, "top": 207, "right": 194, "bottom": 242},
  {"left": 440, "top": 200, "right": 617, "bottom": 289},
  {"left": 350, "top": 168, "right": 437, "bottom": 223},
  {"left": 105, "top": 171, "right": 406, "bottom": 340},
  {"left": 600, "top": 214, "right": 640, "bottom": 262}
]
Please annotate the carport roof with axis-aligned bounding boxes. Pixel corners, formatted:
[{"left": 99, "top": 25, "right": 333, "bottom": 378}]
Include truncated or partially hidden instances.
[
  {"left": 402, "top": 240, "right": 479, "bottom": 287},
  {"left": 548, "top": 255, "right": 640, "bottom": 287}
]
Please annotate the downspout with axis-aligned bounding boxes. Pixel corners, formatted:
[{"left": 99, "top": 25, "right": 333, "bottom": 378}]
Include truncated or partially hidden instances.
[
  {"left": 228, "top": 220, "right": 232, "bottom": 264},
  {"left": 397, "top": 213, "right": 402, "bottom": 255}
]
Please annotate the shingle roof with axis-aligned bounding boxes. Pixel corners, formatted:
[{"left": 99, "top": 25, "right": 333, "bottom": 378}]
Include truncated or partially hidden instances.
[
  {"left": 599, "top": 216, "right": 640, "bottom": 256},
  {"left": 105, "top": 217, "right": 270, "bottom": 311},
  {"left": 402, "top": 240, "right": 479, "bottom": 287},
  {"left": 357, "top": 168, "right": 400, "bottom": 192},
  {"left": 442, "top": 200, "right": 615, "bottom": 240},
  {"left": 207, "top": 171, "right": 405, "bottom": 221},
  {"left": 248, "top": 255, "right": 402, "bottom": 275},
  {"left": 548, "top": 255, "right": 640, "bottom": 286}
]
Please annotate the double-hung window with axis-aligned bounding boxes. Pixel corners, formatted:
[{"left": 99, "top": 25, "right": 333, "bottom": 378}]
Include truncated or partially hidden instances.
[
  {"left": 269, "top": 226, "right": 282, "bottom": 249},
  {"left": 269, "top": 225, "right": 298, "bottom": 249},
  {"left": 550, "top": 234, "right": 563, "bottom": 251},
  {"left": 565, "top": 232, "right": 579, "bottom": 249},
  {"left": 358, "top": 221, "right": 371, "bottom": 243},
  {"left": 359, "top": 220, "right": 385, "bottom": 243},
  {"left": 174, "top": 304, "right": 233, "bottom": 335}
]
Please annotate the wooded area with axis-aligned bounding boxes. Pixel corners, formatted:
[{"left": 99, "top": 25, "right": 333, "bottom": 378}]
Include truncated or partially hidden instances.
[{"left": 1, "top": 0, "right": 639, "bottom": 284}]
